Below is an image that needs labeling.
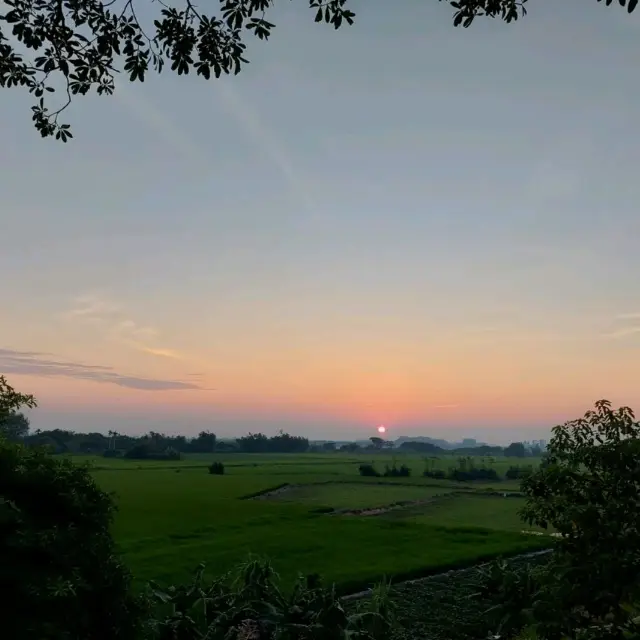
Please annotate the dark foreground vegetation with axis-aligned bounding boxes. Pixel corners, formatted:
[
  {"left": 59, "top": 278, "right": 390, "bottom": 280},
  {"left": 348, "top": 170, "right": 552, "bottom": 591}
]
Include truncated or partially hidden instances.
[{"left": 3, "top": 373, "right": 640, "bottom": 639}]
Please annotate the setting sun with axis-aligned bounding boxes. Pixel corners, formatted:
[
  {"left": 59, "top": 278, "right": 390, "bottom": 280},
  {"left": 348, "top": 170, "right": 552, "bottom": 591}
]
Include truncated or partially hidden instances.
[{"left": 377, "top": 425, "right": 386, "bottom": 434}]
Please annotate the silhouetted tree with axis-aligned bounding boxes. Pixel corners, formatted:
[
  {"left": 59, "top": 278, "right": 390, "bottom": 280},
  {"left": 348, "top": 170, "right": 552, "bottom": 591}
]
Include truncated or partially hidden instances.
[
  {"left": 399, "top": 441, "right": 443, "bottom": 454},
  {"left": 190, "top": 430, "right": 217, "bottom": 453},
  {"left": 504, "top": 442, "right": 526, "bottom": 458},
  {"left": 236, "top": 432, "right": 270, "bottom": 453},
  {"left": 236, "top": 431, "right": 309, "bottom": 453},
  {"left": 2, "top": 0, "right": 635, "bottom": 141},
  {"left": 0, "top": 412, "right": 30, "bottom": 440}
]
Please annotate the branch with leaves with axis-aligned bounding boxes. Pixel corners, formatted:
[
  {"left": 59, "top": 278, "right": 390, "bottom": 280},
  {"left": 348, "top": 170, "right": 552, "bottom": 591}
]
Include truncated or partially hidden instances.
[
  {"left": 0, "top": 376, "right": 37, "bottom": 424},
  {"left": 0, "top": 0, "right": 636, "bottom": 141}
]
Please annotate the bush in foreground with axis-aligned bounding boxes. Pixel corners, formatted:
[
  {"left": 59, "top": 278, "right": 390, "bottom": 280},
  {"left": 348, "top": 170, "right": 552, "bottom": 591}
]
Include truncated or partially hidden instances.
[
  {"left": 147, "top": 558, "right": 395, "bottom": 640},
  {"left": 208, "top": 461, "right": 225, "bottom": 475},
  {"left": 483, "top": 400, "right": 640, "bottom": 640},
  {"left": 0, "top": 438, "right": 144, "bottom": 640}
]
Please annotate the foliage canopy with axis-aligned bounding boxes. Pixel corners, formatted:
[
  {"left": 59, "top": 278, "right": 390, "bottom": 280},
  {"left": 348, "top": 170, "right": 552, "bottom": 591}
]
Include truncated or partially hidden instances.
[
  {"left": 0, "top": 378, "right": 143, "bottom": 640},
  {"left": 498, "top": 400, "right": 640, "bottom": 639},
  {"left": 1, "top": 0, "right": 636, "bottom": 141}
]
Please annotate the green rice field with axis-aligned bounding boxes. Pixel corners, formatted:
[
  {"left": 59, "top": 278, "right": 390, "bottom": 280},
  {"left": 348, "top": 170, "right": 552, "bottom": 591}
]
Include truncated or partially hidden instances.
[{"left": 87, "top": 452, "right": 549, "bottom": 591}]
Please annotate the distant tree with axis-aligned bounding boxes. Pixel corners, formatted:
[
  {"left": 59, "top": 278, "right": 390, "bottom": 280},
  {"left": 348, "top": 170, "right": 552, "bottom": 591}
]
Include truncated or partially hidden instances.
[
  {"left": 322, "top": 442, "right": 337, "bottom": 452},
  {"left": 215, "top": 440, "right": 238, "bottom": 453},
  {"left": 452, "top": 444, "right": 504, "bottom": 456},
  {"left": 340, "top": 442, "right": 360, "bottom": 453},
  {"left": 269, "top": 430, "right": 309, "bottom": 453},
  {"left": 77, "top": 432, "right": 108, "bottom": 453},
  {"left": 124, "top": 442, "right": 154, "bottom": 460},
  {"left": 369, "top": 437, "right": 384, "bottom": 450},
  {"left": 504, "top": 442, "right": 526, "bottom": 458},
  {"left": 236, "top": 432, "right": 270, "bottom": 453},
  {"left": 190, "top": 430, "right": 217, "bottom": 453},
  {"left": 2, "top": 0, "right": 636, "bottom": 142},
  {"left": 43, "top": 428, "right": 75, "bottom": 453},
  {"left": 399, "top": 441, "right": 443, "bottom": 454},
  {"left": 124, "top": 441, "right": 180, "bottom": 460},
  {"left": 236, "top": 431, "right": 309, "bottom": 453}
]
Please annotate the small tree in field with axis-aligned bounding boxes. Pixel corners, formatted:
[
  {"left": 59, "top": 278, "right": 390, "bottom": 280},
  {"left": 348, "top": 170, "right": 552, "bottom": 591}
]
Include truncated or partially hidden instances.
[{"left": 516, "top": 400, "right": 640, "bottom": 639}]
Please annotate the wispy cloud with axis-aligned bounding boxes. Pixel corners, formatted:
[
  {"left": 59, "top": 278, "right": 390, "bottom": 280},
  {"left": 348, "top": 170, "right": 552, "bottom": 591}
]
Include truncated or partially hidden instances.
[
  {"left": 616, "top": 312, "right": 640, "bottom": 321},
  {"left": 114, "top": 83, "right": 213, "bottom": 166},
  {"left": 0, "top": 348, "right": 204, "bottom": 391},
  {"left": 62, "top": 294, "right": 183, "bottom": 360},
  {"left": 603, "top": 312, "right": 640, "bottom": 339},
  {"left": 214, "top": 80, "right": 316, "bottom": 212},
  {"left": 606, "top": 326, "right": 640, "bottom": 340},
  {"left": 65, "top": 294, "right": 120, "bottom": 319},
  {"left": 432, "top": 404, "right": 459, "bottom": 409}
]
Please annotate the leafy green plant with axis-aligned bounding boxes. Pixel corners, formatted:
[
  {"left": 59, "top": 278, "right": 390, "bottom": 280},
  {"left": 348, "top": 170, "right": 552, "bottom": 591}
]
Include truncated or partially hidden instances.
[
  {"left": 147, "top": 558, "right": 394, "bottom": 639},
  {"left": 0, "top": 377, "right": 144, "bottom": 640},
  {"left": 1, "top": 438, "right": 144, "bottom": 640},
  {"left": 0, "top": 375, "right": 36, "bottom": 440},
  {"left": 509, "top": 400, "right": 640, "bottom": 639},
  {"left": 474, "top": 558, "right": 550, "bottom": 639}
]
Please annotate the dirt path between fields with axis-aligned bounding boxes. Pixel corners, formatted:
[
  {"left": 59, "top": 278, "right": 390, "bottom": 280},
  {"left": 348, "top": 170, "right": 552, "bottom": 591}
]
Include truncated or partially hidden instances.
[{"left": 249, "top": 482, "right": 451, "bottom": 515}]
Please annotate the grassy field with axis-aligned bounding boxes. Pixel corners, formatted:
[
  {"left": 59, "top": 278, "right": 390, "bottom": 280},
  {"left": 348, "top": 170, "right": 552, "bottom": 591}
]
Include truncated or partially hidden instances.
[
  {"left": 87, "top": 452, "right": 548, "bottom": 592},
  {"left": 384, "top": 493, "right": 545, "bottom": 532}
]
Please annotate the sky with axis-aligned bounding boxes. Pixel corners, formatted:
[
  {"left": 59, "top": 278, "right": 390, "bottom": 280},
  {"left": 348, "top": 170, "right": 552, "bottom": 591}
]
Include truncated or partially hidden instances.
[{"left": 1, "top": 0, "right": 640, "bottom": 443}]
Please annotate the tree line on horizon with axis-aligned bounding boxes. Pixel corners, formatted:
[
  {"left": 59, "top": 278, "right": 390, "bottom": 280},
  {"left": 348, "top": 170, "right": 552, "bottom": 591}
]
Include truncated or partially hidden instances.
[{"left": 0, "top": 410, "right": 537, "bottom": 459}]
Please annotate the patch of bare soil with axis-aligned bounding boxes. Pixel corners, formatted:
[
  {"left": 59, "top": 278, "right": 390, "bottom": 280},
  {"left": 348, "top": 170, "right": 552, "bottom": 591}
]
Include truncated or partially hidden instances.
[
  {"left": 250, "top": 484, "right": 300, "bottom": 499},
  {"left": 334, "top": 496, "right": 445, "bottom": 517}
]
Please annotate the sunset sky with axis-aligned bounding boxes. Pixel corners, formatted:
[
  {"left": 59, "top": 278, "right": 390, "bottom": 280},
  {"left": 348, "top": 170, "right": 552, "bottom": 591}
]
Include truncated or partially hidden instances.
[{"left": 2, "top": 0, "right": 640, "bottom": 443}]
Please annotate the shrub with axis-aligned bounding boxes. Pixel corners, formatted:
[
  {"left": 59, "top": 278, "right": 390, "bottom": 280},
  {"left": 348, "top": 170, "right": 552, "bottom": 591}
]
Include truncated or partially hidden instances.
[
  {"left": 358, "top": 463, "right": 380, "bottom": 477},
  {"left": 147, "top": 559, "right": 394, "bottom": 640},
  {"left": 518, "top": 400, "right": 640, "bottom": 638},
  {"left": 208, "top": 461, "right": 225, "bottom": 475},
  {"left": 0, "top": 438, "right": 143, "bottom": 640},
  {"left": 102, "top": 448, "right": 121, "bottom": 458},
  {"left": 448, "top": 467, "right": 500, "bottom": 482},
  {"left": 423, "top": 469, "right": 447, "bottom": 480},
  {"left": 383, "top": 463, "right": 411, "bottom": 477},
  {"left": 505, "top": 464, "right": 533, "bottom": 481},
  {"left": 124, "top": 443, "right": 181, "bottom": 461}
]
